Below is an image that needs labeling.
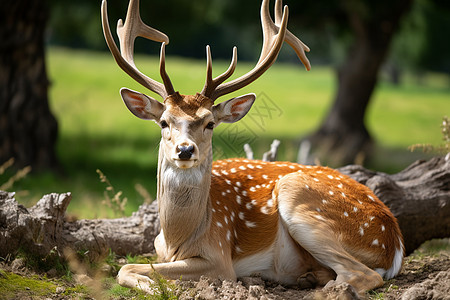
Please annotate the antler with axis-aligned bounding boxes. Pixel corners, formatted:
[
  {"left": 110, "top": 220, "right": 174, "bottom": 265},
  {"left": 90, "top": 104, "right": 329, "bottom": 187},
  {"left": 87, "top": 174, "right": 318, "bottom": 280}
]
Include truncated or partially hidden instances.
[
  {"left": 101, "top": 0, "right": 175, "bottom": 99},
  {"left": 202, "top": 0, "right": 311, "bottom": 101}
]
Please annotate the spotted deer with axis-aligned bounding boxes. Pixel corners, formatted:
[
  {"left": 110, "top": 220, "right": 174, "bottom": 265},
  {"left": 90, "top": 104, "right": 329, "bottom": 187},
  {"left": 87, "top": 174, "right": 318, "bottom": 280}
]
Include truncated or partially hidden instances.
[{"left": 101, "top": 0, "right": 404, "bottom": 295}]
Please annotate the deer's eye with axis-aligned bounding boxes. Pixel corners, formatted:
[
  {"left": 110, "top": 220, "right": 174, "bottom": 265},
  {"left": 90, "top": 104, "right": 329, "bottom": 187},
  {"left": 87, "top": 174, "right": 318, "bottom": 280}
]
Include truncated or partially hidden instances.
[
  {"left": 205, "top": 122, "right": 215, "bottom": 130},
  {"left": 160, "top": 120, "right": 169, "bottom": 129}
]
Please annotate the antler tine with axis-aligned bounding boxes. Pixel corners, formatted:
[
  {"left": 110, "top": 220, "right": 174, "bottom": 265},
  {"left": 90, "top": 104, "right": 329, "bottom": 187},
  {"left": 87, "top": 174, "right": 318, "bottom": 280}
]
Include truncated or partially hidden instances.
[
  {"left": 210, "top": 1, "right": 289, "bottom": 101},
  {"left": 257, "top": 0, "right": 280, "bottom": 65},
  {"left": 159, "top": 43, "right": 175, "bottom": 96},
  {"left": 274, "top": 0, "right": 311, "bottom": 71},
  {"left": 201, "top": 46, "right": 238, "bottom": 97},
  {"left": 101, "top": 0, "right": 174, "bottom": 99}
]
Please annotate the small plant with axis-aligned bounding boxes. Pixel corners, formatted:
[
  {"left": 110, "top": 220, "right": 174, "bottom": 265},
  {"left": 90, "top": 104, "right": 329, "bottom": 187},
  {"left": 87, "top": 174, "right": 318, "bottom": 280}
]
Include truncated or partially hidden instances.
[
  {"left": 135, "top": 182, "right": 154, "bottom": 204},
  {"left": 409, "top": 116, "right": 450, "bottom": 154},
  {"left": 0, "top": 158, "right": 31, "bottom": 191},
  {"left": 96, "top": 169, "right": 128, "bottom": 217},
  {"left": 148, "top": 264, "right": 180, "bottom": 300}
]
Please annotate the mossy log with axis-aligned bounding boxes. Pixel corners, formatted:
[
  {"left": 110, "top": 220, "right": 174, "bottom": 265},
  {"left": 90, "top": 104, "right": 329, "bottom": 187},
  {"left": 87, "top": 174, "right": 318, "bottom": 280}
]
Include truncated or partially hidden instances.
[{"left": 1, "top": 155, "right": 449, "bottom": 259}]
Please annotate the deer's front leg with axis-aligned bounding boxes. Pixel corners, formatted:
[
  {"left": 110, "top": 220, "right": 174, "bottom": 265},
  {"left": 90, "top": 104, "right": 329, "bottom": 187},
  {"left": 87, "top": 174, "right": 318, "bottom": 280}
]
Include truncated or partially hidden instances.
[{"left": 117, "top": 258, "right": 234, "bottom": 293}]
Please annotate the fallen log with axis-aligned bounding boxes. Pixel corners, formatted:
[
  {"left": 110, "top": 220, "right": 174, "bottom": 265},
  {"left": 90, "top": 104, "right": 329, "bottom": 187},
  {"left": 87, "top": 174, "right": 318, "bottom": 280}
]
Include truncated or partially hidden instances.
[{"left": 0, "top": 155, "right": 449, "bottom": 259}]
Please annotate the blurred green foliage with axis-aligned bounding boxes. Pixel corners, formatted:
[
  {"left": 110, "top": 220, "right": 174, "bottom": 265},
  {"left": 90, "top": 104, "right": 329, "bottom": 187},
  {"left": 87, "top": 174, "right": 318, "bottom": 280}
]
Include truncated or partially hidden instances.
[{"left": 47, "top": 0, "right": 450, "bottom": 75}]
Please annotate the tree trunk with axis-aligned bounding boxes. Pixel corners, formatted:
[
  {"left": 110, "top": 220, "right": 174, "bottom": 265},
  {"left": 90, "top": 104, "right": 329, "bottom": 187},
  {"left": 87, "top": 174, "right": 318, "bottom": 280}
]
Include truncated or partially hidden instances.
[
  {"left": 1, "top": 155, "right": 448, "bottom": 260},
  {"left": 0, "top": 0, "right": 58, "bottom": 170},
  {"left": 302, "top": 0, "right": 413, "bottom": 167}
]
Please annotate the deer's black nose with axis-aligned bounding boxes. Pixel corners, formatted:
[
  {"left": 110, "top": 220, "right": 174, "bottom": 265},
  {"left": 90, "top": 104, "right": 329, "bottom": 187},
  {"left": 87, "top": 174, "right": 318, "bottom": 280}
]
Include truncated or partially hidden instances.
[{"left": 177, "top": 145, "right": 195, "bottom": 160}]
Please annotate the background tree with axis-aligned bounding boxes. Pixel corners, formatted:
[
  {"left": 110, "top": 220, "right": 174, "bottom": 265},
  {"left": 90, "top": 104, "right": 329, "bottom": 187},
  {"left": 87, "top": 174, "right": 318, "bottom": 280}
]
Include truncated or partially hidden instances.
[
  {"left": 0, "top": 0, "right": 58, "bottom": 170},
  {"left": 298, "top": 0, "right": 414, "bottom": 166}
]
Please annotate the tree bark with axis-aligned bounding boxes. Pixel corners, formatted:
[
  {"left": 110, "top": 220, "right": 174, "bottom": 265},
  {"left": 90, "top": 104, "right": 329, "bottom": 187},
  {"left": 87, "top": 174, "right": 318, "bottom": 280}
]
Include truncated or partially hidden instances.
[
  {"left": 302, "top": 0, "right": 413, "bottom": 167},
  {"left": 0, "top": 0, "right": 58, "bottom": 170},
  {"left": 1, "top": 155, "right": 448, "bottom": 260}
]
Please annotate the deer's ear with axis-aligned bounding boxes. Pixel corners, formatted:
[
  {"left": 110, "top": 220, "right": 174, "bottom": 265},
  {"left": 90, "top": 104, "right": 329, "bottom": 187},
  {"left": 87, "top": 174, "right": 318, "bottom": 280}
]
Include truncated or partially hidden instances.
[
  {"left": 212, "top": 93, "right": 256, "bottom": 124},
  {"left": 120, "top": 88, "right": 165, "bottom": 121}
]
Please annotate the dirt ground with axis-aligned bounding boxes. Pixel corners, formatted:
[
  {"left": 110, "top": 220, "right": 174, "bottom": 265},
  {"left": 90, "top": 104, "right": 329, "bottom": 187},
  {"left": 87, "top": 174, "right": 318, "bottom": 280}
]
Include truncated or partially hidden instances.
[{"left": 1, "top": 239, "right": 449, "bottom": 299}]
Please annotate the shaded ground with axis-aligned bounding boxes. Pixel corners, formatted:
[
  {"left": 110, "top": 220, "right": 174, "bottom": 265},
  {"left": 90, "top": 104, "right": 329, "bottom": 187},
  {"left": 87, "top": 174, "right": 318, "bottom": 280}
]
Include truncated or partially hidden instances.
[{"left": 0, "top": 239, "right": 449, "bottom": 299}]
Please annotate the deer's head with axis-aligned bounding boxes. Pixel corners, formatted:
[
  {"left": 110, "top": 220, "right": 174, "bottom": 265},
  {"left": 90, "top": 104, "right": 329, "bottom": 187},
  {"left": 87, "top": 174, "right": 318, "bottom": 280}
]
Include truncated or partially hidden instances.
[{"left": 101, "top": 0, "right": 310, "bottom": 170}]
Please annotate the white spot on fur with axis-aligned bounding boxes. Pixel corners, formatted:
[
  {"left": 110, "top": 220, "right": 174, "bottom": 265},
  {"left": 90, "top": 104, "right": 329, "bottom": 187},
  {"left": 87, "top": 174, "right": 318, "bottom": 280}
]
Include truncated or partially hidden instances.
[
  {"left": 261, "top": 206, "right": 269, "bottom": 214},
  {"left": 353, "top": 207, "right": 358, "bottom": 212},
  {"left": 245, "top": 221, "right": 256, "bottom": 228},
  {"left": 315, "top": 215, "right": 325, "bottom": 221},
  {"left": 227, "top": 230, "right": 231, "bottom": 241},
  {"left": 316, "top": 208, "right": 321, "bottom": 212},
  {"left": 256, "top": 165, "right": 263, "bottom": 169},
  {"left": 221, "top": 192, "right": 226, "bottom": 196},
  {"left": 262, "top": 174, "right": 269, "bottom": 179},
  {"left": 239, "top": 165, "right": 246, "bottom": 171},
  {"left": 344, "top": 212, "right": 349, "bottom": 217},
  {"left": 231, "top": 168, "right": 237, "bottom": 173},
  {"left": 370, "top": 216, "right": 375, "bottom": 221},
  {"left": 212, "top": 170, "right": 220, "bottom": 176},
  {"left": 289, "top": 165, "right": 295, "bottom": 169},
  {"left": 225, "top": 179, "right": 232, "bottom": 185},
  {"left": 368, "top": 195, "right": 375, "bottom": 201},
  {"left": 224, "top": 216, "right": 229, "bottom": 224},
  {"left": 327, "top": 175, "right": 334, "bottom": 179},
  {"left": 236, "top": 246, "right": 243, "bottom": 253},
  {"left": 236, "top": 195, "right": 242, "bottom": 205},
  {"left": 245, "top": 203, "right": 252, "bottom": 210},
  {"left": 267, "top": 199, "right": 274, "bottom": 207},
  {"left": 372, "top": 239, "right": 379, "bottom": 246},
  {"left": 239, "top": 212, "right": 245, "bottom": 220},
  {"left": 242, "top": 191, "right": 248, "bottom": 196},
  {"left": 359, "top": 227, "right": 364, "bottom": 236},
  {"left": 329, "top": 191, "right": 334, "bottom": 195},
  {"left": 234, "top": 186, "right": 240, "bottom": 193},
  {"left": 322, "top": 199, "right": 328, "bottom": 204},
  {"left": 251, "top": 199, "right": 257, "bottom": 206},
  {"left": 222, "top": 170, "right": 229, "bottom": 175},
  {"left": 247, "top": 174, "right": 254, "bottom": 180},
  {"left": 381, "top": 225, "right": 385, "bottom": 232},
  {"left": 247, "top": 164, "right": 255, "bottom": 169},
  {"left": 250, "top": 187, "right": 256, "bottom": 192},
  {"left": 217, "top": 222, "right": 223, "bottom": 228},
  {"left": 338, "top": 183, "right": 343, "bottom": 188},
  {"left": 364, "top": 222, "right": 369, "bottom": 227},
  {"left": 212, "top": 208, "right": 216, "bottom": 213},
  {"left": 305, "top": 184, "right": 310, "bottom": 189},
  {"left": 236, "top": 181, "right": 242, "bottom": 187},
  {"left": 313, "top": 178, "right": 319, "bottom": 182},
  {"left": 341, "top": 192, "right": 346, "bottom": 198}
]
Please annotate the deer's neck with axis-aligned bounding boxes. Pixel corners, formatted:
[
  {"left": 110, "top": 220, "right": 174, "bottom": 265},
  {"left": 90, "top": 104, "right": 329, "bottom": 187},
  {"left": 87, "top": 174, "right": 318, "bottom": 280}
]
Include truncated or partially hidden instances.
[{"left": 156, "top": 148, "right": 212, "bottom": 259}]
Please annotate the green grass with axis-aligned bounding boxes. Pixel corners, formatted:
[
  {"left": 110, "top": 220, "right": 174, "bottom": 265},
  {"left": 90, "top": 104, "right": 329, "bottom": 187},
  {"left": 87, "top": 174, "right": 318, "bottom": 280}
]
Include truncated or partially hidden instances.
[
  {"left": 0, "top": 271, "right": 89, "bottom": 299},
  {"left": 3, "top": 47, "right": 449, "bottom": 218}
]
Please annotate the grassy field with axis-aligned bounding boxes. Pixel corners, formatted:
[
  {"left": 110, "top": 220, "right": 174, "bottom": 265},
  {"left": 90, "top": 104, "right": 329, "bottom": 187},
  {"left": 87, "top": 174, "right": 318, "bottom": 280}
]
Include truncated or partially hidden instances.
[{"left": 3, "top": 47, "right": 449, "bottom": 219}]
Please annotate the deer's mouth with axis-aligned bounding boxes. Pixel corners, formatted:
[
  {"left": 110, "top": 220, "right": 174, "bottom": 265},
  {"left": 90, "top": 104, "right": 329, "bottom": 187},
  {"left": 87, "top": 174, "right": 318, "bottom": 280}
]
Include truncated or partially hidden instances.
[{"left": 174, "top": 158, "right": 197, "bottom": 169}]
